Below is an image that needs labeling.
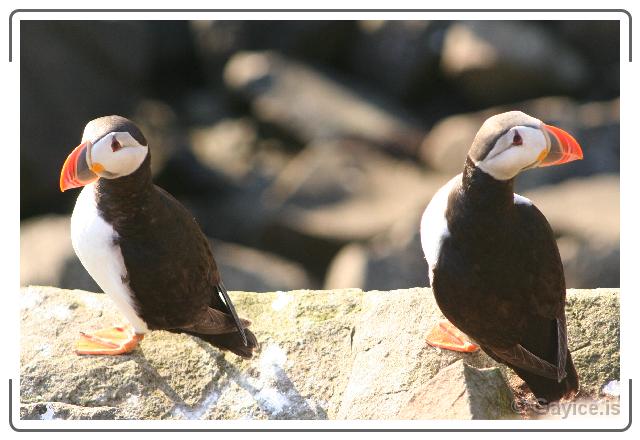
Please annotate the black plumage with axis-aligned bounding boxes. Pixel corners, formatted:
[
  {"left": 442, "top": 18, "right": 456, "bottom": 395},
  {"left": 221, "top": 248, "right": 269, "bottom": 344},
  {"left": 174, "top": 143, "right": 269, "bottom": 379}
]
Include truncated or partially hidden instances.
[
  {"left": 91, "top": 117, "right": 257, "bottom": 358},
  {"left": 432, "top": 158, "right": 578, "bottom": 402}
]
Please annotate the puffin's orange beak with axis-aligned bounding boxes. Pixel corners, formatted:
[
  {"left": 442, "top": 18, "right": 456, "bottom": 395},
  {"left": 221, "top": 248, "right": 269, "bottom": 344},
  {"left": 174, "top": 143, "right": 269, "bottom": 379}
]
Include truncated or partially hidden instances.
[
  {"left": 539, "top": 124, "right": 584, "bottom": 167},
  {"left": 59, "top": 141, "right": 98, "bottom": 192}
]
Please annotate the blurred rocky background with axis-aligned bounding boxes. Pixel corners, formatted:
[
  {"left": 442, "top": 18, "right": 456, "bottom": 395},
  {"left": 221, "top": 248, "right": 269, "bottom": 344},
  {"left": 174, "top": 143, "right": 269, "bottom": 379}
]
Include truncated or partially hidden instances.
[{"left": 20, "top": 20, "right": 620, "bottom": 292}]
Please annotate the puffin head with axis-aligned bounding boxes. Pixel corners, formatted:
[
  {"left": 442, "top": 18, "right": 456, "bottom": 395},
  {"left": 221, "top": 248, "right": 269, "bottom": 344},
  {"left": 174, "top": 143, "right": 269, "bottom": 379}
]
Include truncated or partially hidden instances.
[
  {"left": 468, "top": 111, "right": 583, "bottom": 181},
  {"left": 60, "top": 115, "right": 149, "bottom": 192}
]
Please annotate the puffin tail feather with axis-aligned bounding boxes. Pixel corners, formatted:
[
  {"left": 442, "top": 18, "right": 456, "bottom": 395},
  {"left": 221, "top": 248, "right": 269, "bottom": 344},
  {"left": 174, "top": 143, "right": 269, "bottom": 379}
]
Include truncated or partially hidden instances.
[
  {"left": 199, "top": 328, "right": 259, "bottom": 359},
  {"left": 515, "top": 352, "right": 579, "bottom": 403}
]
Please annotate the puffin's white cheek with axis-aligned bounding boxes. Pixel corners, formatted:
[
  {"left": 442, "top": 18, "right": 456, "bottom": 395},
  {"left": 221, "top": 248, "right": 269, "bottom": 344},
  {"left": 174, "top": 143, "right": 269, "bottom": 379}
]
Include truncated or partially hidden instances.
[
  {"left": 481, "top": 145, "right": 546, "bottom": 180},
  {"left": 91, "top": 146, "right": 147, "bottom": 178},
  {"left": 115, "top": 147, "right": 148, "bottom": 176},
  {"left": 88, "top": 144, "right": 115, "bottom": 173}
]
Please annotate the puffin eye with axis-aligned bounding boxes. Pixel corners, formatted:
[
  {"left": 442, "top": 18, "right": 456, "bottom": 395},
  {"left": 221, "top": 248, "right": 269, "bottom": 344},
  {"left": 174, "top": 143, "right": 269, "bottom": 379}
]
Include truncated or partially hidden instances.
[
  {"left": 111, "top": 138, "right": 123, "bottom": 152},
  {"left": 512, "top": 131, "right": 523, "bottom": 146}
]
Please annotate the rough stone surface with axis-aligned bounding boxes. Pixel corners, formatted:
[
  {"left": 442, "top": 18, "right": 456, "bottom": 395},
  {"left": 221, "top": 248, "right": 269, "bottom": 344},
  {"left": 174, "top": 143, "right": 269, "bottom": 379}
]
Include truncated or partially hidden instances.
[
  {"left": 20, "top": 286, "right": 618, "bottom": 420},
  {"left": 334, "top": 288, "right": 496, "bottom": 420},
  {"left": 564, "top": 289, "right": 620, "bottom": 396},
  {"left": 21, "top": 402, "right": 119, "bottom": 420},
  {"left": 398, "top": 360, "right": 515, "bottom": 420}
]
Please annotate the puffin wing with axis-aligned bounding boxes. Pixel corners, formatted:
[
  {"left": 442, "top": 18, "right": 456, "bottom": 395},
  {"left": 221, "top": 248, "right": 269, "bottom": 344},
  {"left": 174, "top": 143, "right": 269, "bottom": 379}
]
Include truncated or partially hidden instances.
[
  {"left": 179, "top": 304, "right": 251, "bottom": 335},
  {"left": 214, "top": 281, "right": 249, "bottom": 346},
  {"left": 555, "top": 310, "right": 569, "bottom": 381},
  {"left": 489, "top": 197, "right": 569, "bottom": 382},
  {"left": 490, "top": 343, "right": 566, "bottom": 381},
  {"left": 146, "top": 186, "right": 250, "bottom": 347}
]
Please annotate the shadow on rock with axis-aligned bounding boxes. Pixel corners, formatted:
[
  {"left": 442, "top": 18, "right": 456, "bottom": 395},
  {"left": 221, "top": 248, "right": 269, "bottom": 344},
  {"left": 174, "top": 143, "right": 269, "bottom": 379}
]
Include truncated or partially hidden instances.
[{"left": 192, "top": 338, "right": 328, "bottom": 420}]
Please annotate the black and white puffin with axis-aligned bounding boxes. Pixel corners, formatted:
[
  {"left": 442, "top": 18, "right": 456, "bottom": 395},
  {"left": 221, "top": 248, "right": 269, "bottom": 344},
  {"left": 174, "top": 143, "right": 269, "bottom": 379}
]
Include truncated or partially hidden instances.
[
  {"left": 421, "top": 111, "right": 583, "bottom": 403},
  {"left": 59, "top": 115, "right": 258, "bottom": 358}
]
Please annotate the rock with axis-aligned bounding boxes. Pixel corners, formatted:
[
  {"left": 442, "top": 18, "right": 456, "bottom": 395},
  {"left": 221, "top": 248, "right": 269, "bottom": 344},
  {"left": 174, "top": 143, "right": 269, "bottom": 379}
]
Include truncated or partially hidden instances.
[
  {"left": 143, "top": 21, "right": 202, "bottom": 95},
  {"left": 172, "top": 117, "right": 295, "bottom": 250},
  {"left": 20, "top": 215, "right": 99, "bottom": 293},
  {"left": 524, "top": 175, "right": 619, "bottom": 288},
  {"left": 324, "top": 214, "right": 429, "bottom": 290},
  {"left": 324, "top": 243, "right": 369, "bottom": 289},
  {"left": 524, "top": 175, "right": 619, "bottom": 244},
  {"left": 335, "top": 288, "right": 498, "bottom": 420},
  {"left": 191, "top": 21, "right": 356, "bottom": 84},
  {"left": 243, "top": 21, "right": 356, "bottom": 66},
  {"left": 223, "top": 51, "right": 426, "bottom": 157},
  {"left": 130, "top": 99, "right": 239, "bottom": 201},
  {"left": 564, "top": 289, "right": 620, "bottom": 396},
  {"left": 550, "top": 21, "right": 620, "bottom": 67},
  {"left": 20, "top": 402, "right": 119, "bottom": 420},
  {"left": 190, "top": 21, "right": 250, "bottom": 84},
  {"left": 210, "top": 240, "right": 315, "bottom": 292},
  {"left": 348, "top": 21, "right": 448, "bottom": 101},
  {"left": 398, "top": 360, "right": 515, "bottom": 420},
  {"left": 421, "top": 112, "right": 484, "bottom": 173},
  {"left": 190, "top": 118, "right": 259, "bottom": 182},
  {"left": 130, "top": 99, "right": 186, "bottom": 177},
  {"left": 20, "top": 215, "right": 316, "bottom": 293},
  {"left": 420, "top": 97, "right": 619, "bottom": 191},
  {"left": 557, "top": 236, "right": 619, "bottom": 289},
  {"left": 440, "top": 21, "right": 589, "bottom": 105},
  {"left": 177, "top": 88, "right": 234, "bottom": 127},
  {"left": 549, "top": 21, "right": 620, "bottom": 99},
  {"left": 259, "top": 140, "right": 449, "bottom": 275},
  {"left": 188, "top": 117, "right": 293, "bottom": 184},
  {"left": 20, "top": 286, "right": 618, "bottom": 419},
  {"left": 20, "top": 286, "right": 363, "bottom": 420}
]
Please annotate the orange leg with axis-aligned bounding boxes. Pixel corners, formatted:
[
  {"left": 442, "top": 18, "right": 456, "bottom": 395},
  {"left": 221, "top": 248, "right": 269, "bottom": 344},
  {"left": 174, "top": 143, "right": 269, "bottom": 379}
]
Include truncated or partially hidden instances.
[
  {"left": 426, "top": 319, "right": 480, "bottom": 353},
  {"left": 76, "top": 325, "right": 144, "bottom": 355}
]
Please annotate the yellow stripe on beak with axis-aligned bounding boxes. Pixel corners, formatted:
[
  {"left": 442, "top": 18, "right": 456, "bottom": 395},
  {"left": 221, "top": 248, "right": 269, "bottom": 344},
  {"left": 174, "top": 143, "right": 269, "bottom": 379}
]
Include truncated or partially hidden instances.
[{"left": 537, "top": 148, "right": 549, "bottom": 163}]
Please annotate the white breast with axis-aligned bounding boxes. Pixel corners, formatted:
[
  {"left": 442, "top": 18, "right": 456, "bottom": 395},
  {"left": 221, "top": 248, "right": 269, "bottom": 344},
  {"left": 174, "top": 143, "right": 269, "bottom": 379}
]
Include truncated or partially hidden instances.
[
  {"left": 420, "top": 175, "right": 534, "bottom": 285},
  {"left": 70, "top": 183, "right": 149, "bottom": 333},
  {"left": 420, "top": 174, "right": 461, "bottom": 284}
]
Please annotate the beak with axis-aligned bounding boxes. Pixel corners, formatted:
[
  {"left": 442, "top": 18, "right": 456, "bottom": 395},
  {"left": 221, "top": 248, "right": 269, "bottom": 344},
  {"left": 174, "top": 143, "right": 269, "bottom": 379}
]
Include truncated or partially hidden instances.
[
  {"left": 539, "top": 124, "right": 584, "bottom": 167},
  {"left": 59, "top": 141, "right": 99, "bottom": 192}
]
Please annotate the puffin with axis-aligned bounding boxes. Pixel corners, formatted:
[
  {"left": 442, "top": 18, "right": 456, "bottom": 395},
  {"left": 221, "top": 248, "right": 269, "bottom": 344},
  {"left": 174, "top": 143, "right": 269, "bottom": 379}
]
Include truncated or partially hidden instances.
[
  {"left": 420, "top": 111, "right": 583, "bottom": 403},
  {"left": 59, "top": 115, "right": 258, "bottom": 358}
]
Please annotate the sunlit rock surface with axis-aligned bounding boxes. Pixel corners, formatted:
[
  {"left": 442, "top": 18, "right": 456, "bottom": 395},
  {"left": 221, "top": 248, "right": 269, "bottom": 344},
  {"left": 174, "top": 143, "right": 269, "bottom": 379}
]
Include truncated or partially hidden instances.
[{"left": 20, "top": 286, "right": 619, "bottom": 420}]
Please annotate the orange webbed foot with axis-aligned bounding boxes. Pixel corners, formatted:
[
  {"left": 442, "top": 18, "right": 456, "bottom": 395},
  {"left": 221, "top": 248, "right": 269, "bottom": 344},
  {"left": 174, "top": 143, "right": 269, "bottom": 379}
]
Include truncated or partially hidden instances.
[
  {"left": 426, "top": 319, "right": 480, "bottom": 353},
  {"left": 76, "top": 325, "right": 144, "bottom": 355}
]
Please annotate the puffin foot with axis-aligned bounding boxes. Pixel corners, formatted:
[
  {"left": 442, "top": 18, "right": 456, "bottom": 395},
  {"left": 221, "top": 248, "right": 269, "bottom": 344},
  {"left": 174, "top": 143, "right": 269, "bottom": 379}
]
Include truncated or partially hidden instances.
[
  {"left": 76, "top": 325, "right": 144, "bottom": 355},
  {"left": 426, "top": 319, "right": 480, "bottom": 353}
]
